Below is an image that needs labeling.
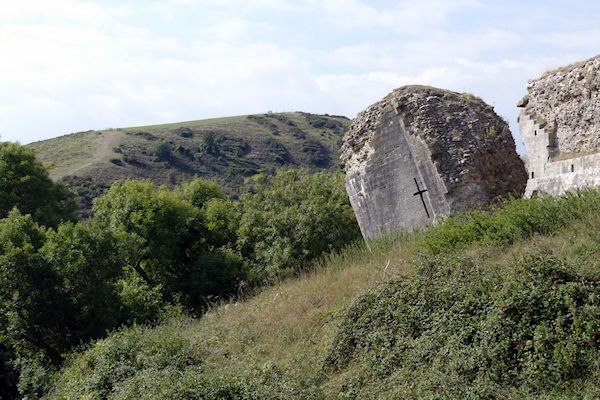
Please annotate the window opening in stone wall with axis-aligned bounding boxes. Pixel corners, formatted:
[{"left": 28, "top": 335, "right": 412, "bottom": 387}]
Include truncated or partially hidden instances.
[
  {"left": 531, "top": 171, "right": 534, "bottom": 179},
  {"left": 534, "top": 130, "right": 537, "bottom": 136},
  {"left": 570, "top": 164, "right": 574, "bottom": 172}
]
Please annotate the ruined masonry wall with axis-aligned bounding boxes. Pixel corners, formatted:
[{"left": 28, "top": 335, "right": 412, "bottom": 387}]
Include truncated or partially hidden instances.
[
  {"left": 520, "top": 55, "right": 600, "bottom": 155},
  {"left": 520, "top": 54, "right": 600, "bottom": 196},
  {"left": 345, "top": 105, "right": 450, "bottom": 239},
  {"left": 522, "top": 109, "right": 600, "bottom": 196},
  {"left": 344, "top": 85, "right": 526, "bottom": 240}
]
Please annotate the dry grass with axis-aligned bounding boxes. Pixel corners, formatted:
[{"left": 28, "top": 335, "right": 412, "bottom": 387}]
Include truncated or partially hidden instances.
[
  {"left": 183, "top": 233, "right": 418, "bottom": 375},
  {"left": 28, "top": 130, "right": 124, "bottom": 179},
  {"left": 173, "top": 211, "right": 600, "bottom": 388},
  {"left": 540, "top": 54, "right": 600, "bottom": 79}
]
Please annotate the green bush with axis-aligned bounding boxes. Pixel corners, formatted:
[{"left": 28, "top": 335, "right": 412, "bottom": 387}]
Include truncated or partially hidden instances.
[
  {"left": 152, "top": 140, "right": 174, "bottom": 161},
  {"left": 322, "top": 250, "right": 600, "bottom": 398},
  {"left": 237, "top": 168, "right": 361, "bottom": 283},
  {"left": 48, "top": 319, "right": 324, "bottom": 400},
  {"left": 0, "top": 212, "right": 125, "bottom": 359},
  {"left": 0, "top": 141, "right": 77, "bottom": 228},
  {"left": 421, "top": 189, "right": 600, "bottom": 254},
  {"left": 93, "top": 180, "right": 244, "bottom": 311}
]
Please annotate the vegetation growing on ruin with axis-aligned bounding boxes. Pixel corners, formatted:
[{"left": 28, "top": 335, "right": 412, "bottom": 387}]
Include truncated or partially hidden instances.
[
  {"left": 43, "top": 187, "right": 600, "bottom": 399},
  {"left": 540, "top": 54, "right": 600, "bottom": 79},
  {"left": 7, "top": 138, "right": 600, "bottom": 398}
]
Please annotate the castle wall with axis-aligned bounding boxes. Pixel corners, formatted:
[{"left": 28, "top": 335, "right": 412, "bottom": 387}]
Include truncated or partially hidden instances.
[
  {"left": 343, "top": 85, "right": 526, "bottom": 240},
  {"left": 520, "top": 55, "right": 600, "bottom": 155},
  {"left": 520, "top": 55, "right": 600, "bottom": 197},
  {"left": 403, "top": 121, "right": 451, "bottom": 218},
  {"left": 519, "top": 111, "right": 551, "bottom": 182},
  {"left": 345, "top": 106, "right": 449, "bottom": 239},
  {"left": 522, "top": 112, "right": 600, "bottom": 196}
]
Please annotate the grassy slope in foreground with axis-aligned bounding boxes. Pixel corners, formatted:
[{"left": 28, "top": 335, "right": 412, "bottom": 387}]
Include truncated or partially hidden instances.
[
  {"left": 48, "top": 190, "right": 600, "bottom": 399},
  {"left": 28, "top": 112, "right": 350, "bottom": 214}
]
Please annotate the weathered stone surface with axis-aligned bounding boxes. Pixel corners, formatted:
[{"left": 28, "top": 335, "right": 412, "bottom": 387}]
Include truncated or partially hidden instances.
[
  {"left": 342, "top": 85, "right": 527, "bottom": 239},
  {"left": 519, "top": 54, "right": 600, "bottom": 197}
]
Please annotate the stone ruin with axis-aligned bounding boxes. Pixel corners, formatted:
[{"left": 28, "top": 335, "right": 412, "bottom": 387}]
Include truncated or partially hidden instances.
[
  {"left": 342, "top": 85, "right": 527, "bottom": 239},
  {"left": 519, "top": 54, "right": 600, "bottom": 197}
]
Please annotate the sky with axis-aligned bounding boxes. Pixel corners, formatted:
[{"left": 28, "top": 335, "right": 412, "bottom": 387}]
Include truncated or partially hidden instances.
[{"left": 1, "top": 1, "right": 599, "bottom": 154}]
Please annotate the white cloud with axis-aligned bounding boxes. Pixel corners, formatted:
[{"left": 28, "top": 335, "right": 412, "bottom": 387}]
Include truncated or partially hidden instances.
[
  {"left": 304, "top": 0, "right": 480, "bottom": 32},
  {"left": 1, "top": 0, "right": 599, "bottom": 156}
]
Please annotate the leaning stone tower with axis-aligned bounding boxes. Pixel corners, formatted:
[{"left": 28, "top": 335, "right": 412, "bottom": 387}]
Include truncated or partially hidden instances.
[{"left": 342, "top": 85, "right": 527, "bottom": 239}]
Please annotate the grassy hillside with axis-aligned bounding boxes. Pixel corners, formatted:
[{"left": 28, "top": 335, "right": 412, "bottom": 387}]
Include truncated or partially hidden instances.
[
  {"left": 28, "top": 112, "right": 350, "bottom": 215},
  {"left": 47, "top": 189, "right": 600, "bottom": 399}
]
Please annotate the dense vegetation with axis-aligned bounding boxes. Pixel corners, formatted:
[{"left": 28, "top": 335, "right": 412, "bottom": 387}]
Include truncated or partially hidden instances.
[
  {"left": 28, "top": 112, "right": 351, "bottom": 217},
  {"left": 43, "top": 188, "right": 600, "bottom": 399},
  {"left": 9, "top": 136, "right": 600, "bottom": 398},
  {"left": 0, "top": 142, "right": 360, "bottom": 399},
  {"left": 0, "top": 142, "right": 77, "bottom": 227}
]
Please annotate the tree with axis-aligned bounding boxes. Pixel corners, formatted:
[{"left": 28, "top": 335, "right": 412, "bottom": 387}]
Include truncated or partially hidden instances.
[
  {"left": 0, "top": 142, "right": 77, "bottom": 228},
  {"left": 181, "top": 178, "right": 225, "bottom": 209},
  {"left": 0, "top": 211, "right": 125, "bottom": 367},
  {"left": 93, "top": 180, "right": 244, "bottom": 311},
  {"left": 152, "top": 140, "right": 174, "bottom": 161},
  {"left": 237, "top": 169, "right": 361, "bottom": 282}
]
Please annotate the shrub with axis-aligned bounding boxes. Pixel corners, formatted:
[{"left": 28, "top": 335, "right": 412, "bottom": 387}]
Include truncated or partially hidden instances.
[
  {"left": 0, "top": 141, "right": 77, "bottom": 228},
  {"left": 322, "top": 250, "right": 600, "bottom": 398},
  {"left": 93, "top": 180, "right": 244, "bottom": 311},
  {"left": 153, "top": 140, "right": 174, "bottom": 161},
  {"left": 420, "top": 189, "right": 600, "bottom": 255},
  {"left": 237, "top": 169, "right": 361, "bottom": 283},
  {"left": 48, "top": 319, "right": 324, "bottom": 399}
]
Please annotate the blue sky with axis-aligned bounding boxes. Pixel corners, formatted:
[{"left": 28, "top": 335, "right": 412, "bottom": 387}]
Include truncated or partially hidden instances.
[{"left": 1, "top": 0, "right": 599, "bottom": 154}]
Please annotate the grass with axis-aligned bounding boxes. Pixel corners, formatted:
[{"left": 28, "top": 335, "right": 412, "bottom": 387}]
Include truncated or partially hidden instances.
[
  {"left": 540, "top": 54, "right": 599, "bottom": 79},
  {"left": 194, "top": 232, "right": 417, "bottom": 369},
  {"left": 46, "top": 189, "right": 600, "bottom": 399},
  {"left": 29, "top": 130, "right": 103, "bottom": 179},
  {"left": 122, "top": 115, "right": 251, "bottom": 131}
]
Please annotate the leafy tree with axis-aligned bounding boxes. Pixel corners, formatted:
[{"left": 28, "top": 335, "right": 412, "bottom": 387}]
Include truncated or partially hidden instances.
[
  {"left": 0, "top": 211, "right": 124, "bottom": 368},
  {"left": 93, "top": 180, "right": 201, "bottom": 284},
  {"left": 0, "top": 335, "right": 19, "bottom": 400},
  {"left": 203, "top": 197, "right": 241, "bottom": 248},
  {"left": 201, "top": 131, "right": 218, "bottom": 155},
  {"left": 0, "top": 141, "right": 77, "bottom": 227},
  {"left": 93, "top": 180, "right": 244, "bottom": 311},
  {"left": 181, "top": 177, "right": 225, "bottom": 209},
  {"left": 181, "top": 178, "right": 237, "bottom": 248},
  {"left": 152, "top": 140, "right": 174, "bottom": 161},
  {"left": 237, "top": 169, "right": 361, "bottom": 282},
  {"left": 0, "top": 209, "right": 172, "bottom": 398}
]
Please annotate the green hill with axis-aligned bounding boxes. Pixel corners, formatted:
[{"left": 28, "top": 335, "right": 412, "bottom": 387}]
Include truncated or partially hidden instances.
[
  {"left": 28, "top": 112, "right": 350, "bottom": 215},
  {"left": 46, "top": 189, "right": 600, "bottom": 399}
]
